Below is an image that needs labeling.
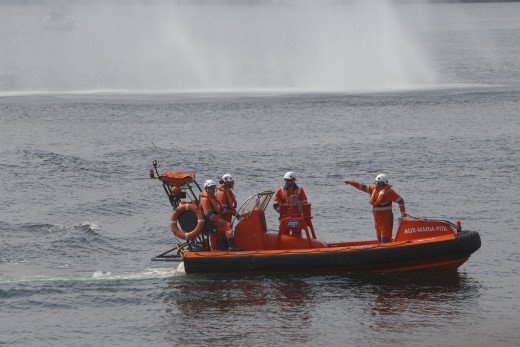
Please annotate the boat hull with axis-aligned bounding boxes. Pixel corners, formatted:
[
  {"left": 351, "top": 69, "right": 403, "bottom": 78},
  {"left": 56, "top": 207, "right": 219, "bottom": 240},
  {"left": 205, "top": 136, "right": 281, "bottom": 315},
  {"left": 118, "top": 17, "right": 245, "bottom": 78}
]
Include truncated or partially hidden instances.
[{"left": 182, "top": 230, "right": 481, "bottom": 274}]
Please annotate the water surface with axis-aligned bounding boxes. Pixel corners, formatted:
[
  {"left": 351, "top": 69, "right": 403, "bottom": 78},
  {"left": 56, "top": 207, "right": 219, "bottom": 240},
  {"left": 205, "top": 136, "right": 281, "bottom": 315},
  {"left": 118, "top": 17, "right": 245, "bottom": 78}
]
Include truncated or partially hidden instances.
[{"left": 1, "top": 1, "right": 520, "bottom": 346}]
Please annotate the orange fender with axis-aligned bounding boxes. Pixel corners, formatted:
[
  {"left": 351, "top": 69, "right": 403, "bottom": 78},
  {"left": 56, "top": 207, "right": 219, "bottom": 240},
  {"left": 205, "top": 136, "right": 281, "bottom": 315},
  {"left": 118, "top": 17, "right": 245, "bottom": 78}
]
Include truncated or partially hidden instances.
[{"left": 169, "top": 203, "right": 205, "bottom": 240}]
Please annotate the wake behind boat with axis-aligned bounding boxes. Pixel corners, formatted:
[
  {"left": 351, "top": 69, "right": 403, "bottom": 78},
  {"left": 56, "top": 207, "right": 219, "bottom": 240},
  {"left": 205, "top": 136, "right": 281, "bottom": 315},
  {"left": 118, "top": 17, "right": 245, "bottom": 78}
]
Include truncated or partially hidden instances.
[{"left": 149, "top": 162, "right": 481, "bottom": 274}]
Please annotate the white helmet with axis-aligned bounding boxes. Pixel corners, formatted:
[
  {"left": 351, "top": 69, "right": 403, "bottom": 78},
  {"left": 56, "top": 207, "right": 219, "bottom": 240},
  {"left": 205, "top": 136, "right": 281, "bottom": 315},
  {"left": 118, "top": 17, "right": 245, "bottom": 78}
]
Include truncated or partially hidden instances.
[
  {"left": 284, "top": 171, "right": 296, "bottom": 180},
  {"left": 222, "top": 173, "right": 234, "bottom": 182},
  {"left": 374, "top": 173, "right": 389, "bottom": 184},
  {"left": 204, "top": 179, "right": 217, "bottom": 189}
]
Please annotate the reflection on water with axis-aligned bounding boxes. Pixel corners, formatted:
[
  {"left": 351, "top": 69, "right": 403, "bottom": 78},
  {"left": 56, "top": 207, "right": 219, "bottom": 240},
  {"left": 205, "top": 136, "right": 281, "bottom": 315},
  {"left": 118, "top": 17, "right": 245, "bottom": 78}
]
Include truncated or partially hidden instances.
[
  {"left": 159, "top": 270, "right": 480, "bottom": 345},
  {"left": 163, "top": 273, "right": 315, "bottom": 345},
  {"left": 348, "top": 270, "right": 479, "bottom": 313},
  {"left": 349, "top": 271, "right": 480, "bottom": 334}
]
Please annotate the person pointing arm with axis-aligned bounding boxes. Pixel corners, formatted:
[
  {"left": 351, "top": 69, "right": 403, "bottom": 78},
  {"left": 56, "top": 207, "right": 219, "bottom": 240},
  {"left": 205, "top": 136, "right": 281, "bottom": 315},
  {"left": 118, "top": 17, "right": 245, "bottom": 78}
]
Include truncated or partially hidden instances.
[{"left": 345, "top": 174, "right": 406, "bottom": 243}]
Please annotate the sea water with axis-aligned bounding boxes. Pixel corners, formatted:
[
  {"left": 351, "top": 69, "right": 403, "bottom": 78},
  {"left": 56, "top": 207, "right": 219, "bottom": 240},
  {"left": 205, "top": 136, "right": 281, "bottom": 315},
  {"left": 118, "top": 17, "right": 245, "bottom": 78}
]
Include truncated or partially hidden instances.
[{"left": 1, "top": 1, "right": 520, "bottom": 346}]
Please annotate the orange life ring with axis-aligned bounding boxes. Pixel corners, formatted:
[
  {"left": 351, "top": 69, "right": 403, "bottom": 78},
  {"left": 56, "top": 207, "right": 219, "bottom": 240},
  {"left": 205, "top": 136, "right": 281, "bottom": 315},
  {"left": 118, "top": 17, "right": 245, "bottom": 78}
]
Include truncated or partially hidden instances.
[{"left": 169, "top": 203, "right": 205, "bottom": 240}]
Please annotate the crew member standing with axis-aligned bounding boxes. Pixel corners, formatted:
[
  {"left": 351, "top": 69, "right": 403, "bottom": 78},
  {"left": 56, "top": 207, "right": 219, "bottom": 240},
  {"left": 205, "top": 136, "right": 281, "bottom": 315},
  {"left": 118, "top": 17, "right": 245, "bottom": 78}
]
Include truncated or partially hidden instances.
[
  {"left": 273, "top": 171, "right": 308, "bottom": 213},
  {"left": 200, "top": 179, "right": 241, "bottom": 251},
  {"left": 344, "top": 174, "right": 406, "bottom": 243},
  {"left": 217, "top": 173, "right": 238, "bottom": 223}
]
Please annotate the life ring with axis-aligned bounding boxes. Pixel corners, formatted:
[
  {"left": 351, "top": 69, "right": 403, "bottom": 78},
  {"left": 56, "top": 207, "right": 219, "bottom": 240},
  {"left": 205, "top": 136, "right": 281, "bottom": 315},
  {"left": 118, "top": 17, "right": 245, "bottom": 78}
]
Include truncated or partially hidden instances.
[{"left": 169, "top": 203, "right": 205, "bottom": 240}]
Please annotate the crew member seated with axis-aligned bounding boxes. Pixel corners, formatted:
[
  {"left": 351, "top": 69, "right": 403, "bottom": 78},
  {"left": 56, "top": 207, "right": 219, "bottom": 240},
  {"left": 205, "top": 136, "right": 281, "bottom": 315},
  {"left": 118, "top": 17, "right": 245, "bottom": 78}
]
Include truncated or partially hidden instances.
[{"left": 200, "top": 179, "right": 241, "bottom": 251}]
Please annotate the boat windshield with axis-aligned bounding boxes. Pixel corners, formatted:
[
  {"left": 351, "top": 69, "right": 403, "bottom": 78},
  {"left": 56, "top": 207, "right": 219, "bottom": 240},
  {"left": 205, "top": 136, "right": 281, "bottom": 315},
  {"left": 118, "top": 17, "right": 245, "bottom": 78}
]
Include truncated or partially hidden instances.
[{"left": 237, "top": 190, "right": 274, "bottom": 214}]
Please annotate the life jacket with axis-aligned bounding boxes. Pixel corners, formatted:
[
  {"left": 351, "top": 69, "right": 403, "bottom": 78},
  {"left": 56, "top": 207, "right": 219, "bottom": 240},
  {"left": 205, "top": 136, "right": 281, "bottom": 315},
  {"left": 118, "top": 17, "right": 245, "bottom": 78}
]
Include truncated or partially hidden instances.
[
  {"left": 200, "top": 191, "right": 223, "bottom": 214},
  {"left": 278, "top": 185, "right": 303, "bottom": 204},
  {"left": 369, "top": 184, "right": 392, "bottom": 207},
  {"left": 217, "top": 184, "right": 237, "bottom": 210}
]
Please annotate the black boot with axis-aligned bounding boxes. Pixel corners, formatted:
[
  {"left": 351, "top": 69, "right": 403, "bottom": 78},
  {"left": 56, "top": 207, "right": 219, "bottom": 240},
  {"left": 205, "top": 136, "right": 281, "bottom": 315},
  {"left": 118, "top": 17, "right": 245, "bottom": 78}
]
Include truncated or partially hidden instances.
[{"left": 227, "top": 238, "right": 242, "bottom": 251}]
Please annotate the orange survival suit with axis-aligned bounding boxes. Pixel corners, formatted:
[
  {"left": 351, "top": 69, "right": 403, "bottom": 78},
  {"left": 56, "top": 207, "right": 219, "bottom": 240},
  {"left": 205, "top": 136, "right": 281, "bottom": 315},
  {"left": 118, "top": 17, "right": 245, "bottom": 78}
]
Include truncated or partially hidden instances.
[
  {"left": 350, "top": 181, "right": 405, "bottom": 243},
  {"left": 273, "top": 185, "right": 308, "bottom": 211},
  {"left": 200, "top": 190, "right": 233, "bottom": 251},
  {"left": 216, "top": 184, "right": 237, "bottom": 223}
]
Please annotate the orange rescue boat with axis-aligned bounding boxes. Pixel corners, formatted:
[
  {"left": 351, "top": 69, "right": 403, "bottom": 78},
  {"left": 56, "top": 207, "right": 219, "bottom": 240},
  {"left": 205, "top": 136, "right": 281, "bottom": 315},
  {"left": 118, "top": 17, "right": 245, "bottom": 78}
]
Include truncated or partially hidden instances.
[{"left": 150, "top": 165, "right": 481, "bottom": 274}]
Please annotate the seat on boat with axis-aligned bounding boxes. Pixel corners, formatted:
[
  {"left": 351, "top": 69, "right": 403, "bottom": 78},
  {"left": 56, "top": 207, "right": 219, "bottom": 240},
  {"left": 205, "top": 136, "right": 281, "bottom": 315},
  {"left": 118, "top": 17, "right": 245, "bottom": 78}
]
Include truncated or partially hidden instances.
[{"left": 278, "top": 203, "right": 316, "bottom": 239}]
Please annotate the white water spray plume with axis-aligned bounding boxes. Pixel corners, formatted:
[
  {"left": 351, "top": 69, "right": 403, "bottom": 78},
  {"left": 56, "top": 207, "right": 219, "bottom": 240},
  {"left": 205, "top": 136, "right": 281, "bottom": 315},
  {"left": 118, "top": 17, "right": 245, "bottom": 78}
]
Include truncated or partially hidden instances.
[{"left": 0, "top": 0, "right": 438, "bottom": 93}]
